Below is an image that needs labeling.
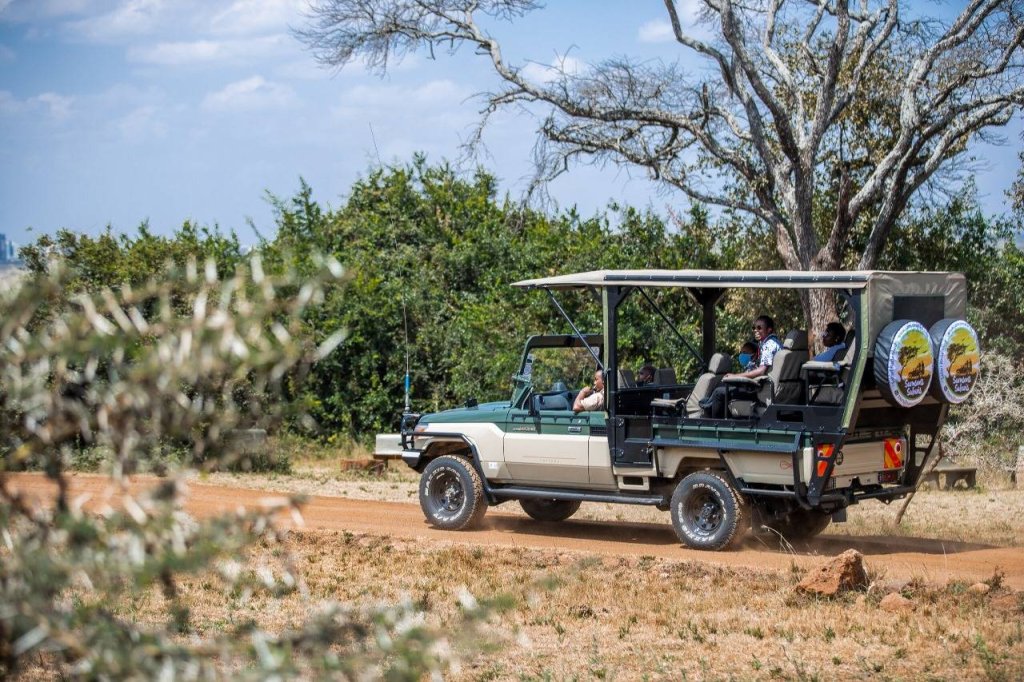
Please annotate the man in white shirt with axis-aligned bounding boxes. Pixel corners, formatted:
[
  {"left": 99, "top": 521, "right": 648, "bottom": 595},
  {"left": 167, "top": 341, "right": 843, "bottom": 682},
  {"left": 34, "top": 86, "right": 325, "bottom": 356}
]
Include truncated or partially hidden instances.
[
  {"left": 702, "top": 315, "right": 781, "bottom": 418},
  {"left": 573, "top": 370, "right": 605, "bottom": 413}
]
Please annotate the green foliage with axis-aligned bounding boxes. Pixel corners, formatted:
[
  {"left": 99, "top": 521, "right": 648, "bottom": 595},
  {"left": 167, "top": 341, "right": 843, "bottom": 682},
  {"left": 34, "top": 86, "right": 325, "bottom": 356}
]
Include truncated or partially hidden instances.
[
  {"left": 259, "top": 159, "right": 738, "bottom": 438},
  {"left": 16, "top": 159, "right": 1023, "bottom": 444}
]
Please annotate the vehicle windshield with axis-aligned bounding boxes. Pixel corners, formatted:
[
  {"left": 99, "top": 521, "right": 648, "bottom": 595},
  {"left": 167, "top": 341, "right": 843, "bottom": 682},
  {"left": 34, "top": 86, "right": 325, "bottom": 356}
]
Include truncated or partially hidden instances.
[{"left": 520, "top": 345, "right": 599, "bottom": 394}]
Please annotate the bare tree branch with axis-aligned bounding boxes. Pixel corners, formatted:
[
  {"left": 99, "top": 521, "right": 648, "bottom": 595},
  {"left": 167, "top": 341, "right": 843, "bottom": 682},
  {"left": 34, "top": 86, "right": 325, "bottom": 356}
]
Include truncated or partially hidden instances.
[{"left": 300, "top": 0, "right": 1024, "bottom": 329}]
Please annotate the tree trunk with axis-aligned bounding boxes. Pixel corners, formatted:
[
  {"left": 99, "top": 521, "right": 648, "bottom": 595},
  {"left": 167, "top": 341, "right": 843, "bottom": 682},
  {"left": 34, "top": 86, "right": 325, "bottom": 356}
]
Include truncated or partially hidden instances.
[{"left": 806, "top": 287, "right": 838, "bottom": 354}]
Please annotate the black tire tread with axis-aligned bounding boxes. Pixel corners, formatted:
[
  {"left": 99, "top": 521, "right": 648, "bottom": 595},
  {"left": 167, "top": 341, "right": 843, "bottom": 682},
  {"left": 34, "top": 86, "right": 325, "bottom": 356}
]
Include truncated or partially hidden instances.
[
  {"left": 418, "top": 455, "right": 487, "bottom": 530},
  {"left": 670, "top": 470, "right": 748, "bottom": 551}
]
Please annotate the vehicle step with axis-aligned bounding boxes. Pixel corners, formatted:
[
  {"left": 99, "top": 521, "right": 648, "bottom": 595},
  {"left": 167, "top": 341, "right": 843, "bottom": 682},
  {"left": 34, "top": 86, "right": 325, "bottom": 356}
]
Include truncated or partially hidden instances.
[{"left": 490, "top": 486, "right": 664, "bottom": 506}]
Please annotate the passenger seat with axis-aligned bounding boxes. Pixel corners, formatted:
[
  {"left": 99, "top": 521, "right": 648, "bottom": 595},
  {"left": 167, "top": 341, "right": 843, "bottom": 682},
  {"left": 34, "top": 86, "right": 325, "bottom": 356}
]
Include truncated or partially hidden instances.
[
  {"left": 653, "top": 367, "right": 677, "bottom": 385},
  {"left": 684, "top": 353, "right": 731, "bottom": 417},
  {"left": 725, "top": 330, "right": 809, "bottom": 417},
  {"left": 803, "top": 330, "right": 855, "bottom": 405}
]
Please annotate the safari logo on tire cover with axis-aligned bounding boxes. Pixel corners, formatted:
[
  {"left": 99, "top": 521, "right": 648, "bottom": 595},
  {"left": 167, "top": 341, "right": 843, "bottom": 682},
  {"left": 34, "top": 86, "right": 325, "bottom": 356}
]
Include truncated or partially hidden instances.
[
  {"left": 884, "top": 322, "right": 934, "bottom": 407},
  {"left": 930, "top": 319, "right": 981, "bottom": 404}
]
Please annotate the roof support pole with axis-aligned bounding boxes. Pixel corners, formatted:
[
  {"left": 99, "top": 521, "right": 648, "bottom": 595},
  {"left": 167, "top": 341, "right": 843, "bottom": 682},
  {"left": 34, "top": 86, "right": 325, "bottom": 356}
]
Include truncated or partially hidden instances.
[
  {"left": 691, "top": 288, "right": 726, "bottom": 364},
  {"left": 544, "top": 288, "right": 603, "bottom": 369}
]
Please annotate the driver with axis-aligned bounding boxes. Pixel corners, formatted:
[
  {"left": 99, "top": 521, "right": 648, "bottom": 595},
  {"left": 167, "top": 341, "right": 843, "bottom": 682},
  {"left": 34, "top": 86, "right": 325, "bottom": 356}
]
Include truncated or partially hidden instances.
[{"left": 573, "top": 370, "right": 605, "bottom": 413}]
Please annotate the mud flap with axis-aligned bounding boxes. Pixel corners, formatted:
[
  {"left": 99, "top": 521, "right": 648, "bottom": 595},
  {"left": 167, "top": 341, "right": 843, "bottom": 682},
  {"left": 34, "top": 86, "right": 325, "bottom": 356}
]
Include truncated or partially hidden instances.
[{"left": 806, "top": 433, "right": 846, "bottom": 507}]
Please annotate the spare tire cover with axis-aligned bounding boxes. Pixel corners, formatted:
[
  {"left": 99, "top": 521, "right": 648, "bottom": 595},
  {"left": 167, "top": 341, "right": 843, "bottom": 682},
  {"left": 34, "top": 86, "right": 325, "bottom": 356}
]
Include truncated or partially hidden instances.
[
  {"left": 929, "top": 318, "right": 981, "bottom": 404},
  {"left": 874, "top": 320, "right": 934, "bottom": 407}
]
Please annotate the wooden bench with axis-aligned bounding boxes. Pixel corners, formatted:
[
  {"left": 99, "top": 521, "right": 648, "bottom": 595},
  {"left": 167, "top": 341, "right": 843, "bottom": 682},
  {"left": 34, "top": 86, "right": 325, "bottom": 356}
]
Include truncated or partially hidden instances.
[{"left": 920, "top": 464, "right": 977, "bottom": 490}]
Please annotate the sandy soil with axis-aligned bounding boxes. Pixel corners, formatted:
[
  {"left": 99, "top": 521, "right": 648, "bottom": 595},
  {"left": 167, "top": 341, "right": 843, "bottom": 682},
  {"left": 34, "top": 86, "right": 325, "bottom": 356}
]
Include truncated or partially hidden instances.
[{"left": 10, "top": 471, "right": 1024, "bottom": 589}]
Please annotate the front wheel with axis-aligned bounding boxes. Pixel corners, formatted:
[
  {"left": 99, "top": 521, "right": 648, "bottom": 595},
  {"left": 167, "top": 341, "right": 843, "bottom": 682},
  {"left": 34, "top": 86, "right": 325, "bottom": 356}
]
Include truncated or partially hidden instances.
[
  {"left": 670, "top": 470, "right": 748, "bottom": 551},
  {"left": 419, "top": 455, "right": 487, "bottom": 530},
  {"left": 519, "top": 498, "right": 581, "bottom": 522}
]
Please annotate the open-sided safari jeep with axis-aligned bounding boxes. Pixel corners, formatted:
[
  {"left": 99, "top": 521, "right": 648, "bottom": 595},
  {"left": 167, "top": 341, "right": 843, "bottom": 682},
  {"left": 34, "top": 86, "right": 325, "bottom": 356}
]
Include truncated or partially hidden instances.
[{"left": 400, "top": 270, "right": 981, "bottom": 550}]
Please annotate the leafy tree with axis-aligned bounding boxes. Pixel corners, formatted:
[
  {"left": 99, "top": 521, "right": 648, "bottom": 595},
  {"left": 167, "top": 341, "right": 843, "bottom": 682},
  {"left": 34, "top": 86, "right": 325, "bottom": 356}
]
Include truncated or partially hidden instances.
[
  {"left": 300, "top": 0, "right": 1024, "bottom": 334},
  {"left": 259, "top": 160, "right": 748, "bottom": 436}
]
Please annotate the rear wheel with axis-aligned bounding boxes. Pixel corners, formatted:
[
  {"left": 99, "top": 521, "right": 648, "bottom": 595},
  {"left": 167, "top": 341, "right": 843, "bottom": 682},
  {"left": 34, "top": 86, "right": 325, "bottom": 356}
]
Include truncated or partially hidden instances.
[
  {"left": 763, "top": 509, "right": 832, "bottom": 541},
  {"left": 670, "top": 471, "right": 748, "bottom": 551},
  {"left": 519, "top": 498, "right": 581, "bottom": 522},
  {"left": 419, "top": 455, "right": 487, "bottom": 530}
]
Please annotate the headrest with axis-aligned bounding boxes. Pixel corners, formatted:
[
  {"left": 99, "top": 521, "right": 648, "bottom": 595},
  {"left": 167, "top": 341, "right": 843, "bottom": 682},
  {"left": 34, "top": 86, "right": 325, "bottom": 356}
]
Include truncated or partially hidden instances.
[
  {"left": 783, "top": 329, "right": 808, "bottom": 351},
  {"left": 708, "top": 353, "right": 731, "bottom": 374}
]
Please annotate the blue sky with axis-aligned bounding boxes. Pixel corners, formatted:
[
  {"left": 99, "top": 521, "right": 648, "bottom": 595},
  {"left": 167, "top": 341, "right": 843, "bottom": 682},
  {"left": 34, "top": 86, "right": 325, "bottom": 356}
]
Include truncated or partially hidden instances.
[{"left": 1, "top": 0, "right": 1021, "bottom": 251}]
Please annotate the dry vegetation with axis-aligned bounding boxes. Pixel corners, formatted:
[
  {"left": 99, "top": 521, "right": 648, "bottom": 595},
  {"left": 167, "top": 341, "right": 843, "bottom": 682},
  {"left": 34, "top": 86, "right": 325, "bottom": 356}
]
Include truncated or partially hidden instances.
[
  {"left": 89, "top": 531, "right": 1024, "bottom": 681},
  {"left": 37, "top": 438, "right": 1023, "bottom": 679},
  {"left": 148, "top": 440, "right": 1024, "bottom": 679}
]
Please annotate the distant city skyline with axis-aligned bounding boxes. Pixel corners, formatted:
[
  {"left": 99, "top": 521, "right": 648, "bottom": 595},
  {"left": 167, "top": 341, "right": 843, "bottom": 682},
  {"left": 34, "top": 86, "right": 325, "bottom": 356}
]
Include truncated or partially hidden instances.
[{"left": 1, "top": 1, "right": 1021, "bottom": 251}]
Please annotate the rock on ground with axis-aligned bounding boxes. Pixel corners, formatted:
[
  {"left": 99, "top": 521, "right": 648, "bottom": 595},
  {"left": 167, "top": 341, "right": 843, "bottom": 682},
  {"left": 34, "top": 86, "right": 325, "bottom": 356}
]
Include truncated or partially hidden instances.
[
  {"left": 880, "top": 592, "right": 915, "bottom": 613},
  {"left": 796, "top": 549, "right": 869, "bottom": 597}
]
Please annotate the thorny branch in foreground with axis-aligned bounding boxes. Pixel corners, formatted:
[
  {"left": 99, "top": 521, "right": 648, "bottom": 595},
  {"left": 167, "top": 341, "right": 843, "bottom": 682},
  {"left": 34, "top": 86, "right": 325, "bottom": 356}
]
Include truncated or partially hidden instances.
[{"left": 0, "top": 258, "right": 484, "bottom": 678}]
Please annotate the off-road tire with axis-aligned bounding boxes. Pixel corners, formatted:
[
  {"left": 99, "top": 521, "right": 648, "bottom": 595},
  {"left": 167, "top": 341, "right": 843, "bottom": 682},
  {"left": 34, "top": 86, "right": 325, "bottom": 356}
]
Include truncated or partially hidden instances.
[
  {"left": 419, "top": 455, "right": 487, "bottom": 530},
  {"left": 519, "top": 498, "right": 582, "bottom": 522},
  {"left": 763, "top": 509, "right": 832, "bottom": 542},
  {"left": 670, "top": 470, "right": 748, "bottom": 551}
]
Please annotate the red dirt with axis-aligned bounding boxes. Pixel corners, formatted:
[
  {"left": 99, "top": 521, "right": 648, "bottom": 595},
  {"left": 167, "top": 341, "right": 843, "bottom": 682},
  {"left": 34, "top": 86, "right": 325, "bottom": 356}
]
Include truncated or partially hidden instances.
[{"left": 9, "top": 472, "right": 1024, "bottom": 588}]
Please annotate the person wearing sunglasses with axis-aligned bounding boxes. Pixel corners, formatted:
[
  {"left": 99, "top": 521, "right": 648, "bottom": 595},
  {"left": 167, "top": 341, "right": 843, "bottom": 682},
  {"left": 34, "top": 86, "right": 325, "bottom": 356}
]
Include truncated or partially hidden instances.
[{"left": 700, "top": 315, "right": 781, "bottom": 418}]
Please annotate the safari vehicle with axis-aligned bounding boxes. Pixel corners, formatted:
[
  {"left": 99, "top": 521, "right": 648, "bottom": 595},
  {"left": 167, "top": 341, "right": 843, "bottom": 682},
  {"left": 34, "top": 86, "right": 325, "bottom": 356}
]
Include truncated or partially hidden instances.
[{"left": 400, "top": 270, "right": 981, "bottom": 550}]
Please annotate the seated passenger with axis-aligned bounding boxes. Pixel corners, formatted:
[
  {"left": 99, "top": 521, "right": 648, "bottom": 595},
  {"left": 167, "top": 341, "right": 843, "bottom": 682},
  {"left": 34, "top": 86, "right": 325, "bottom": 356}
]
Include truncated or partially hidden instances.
[
  {"left": 814, "top": 322, "right": 847, "bottom": 363},
  {"left": 701, "top": 315, "right": 781, "bottom": 418},
  {"left": 573, "top": 370, "right": 605, "bottom": 413},
  {"left": 635, "top": 364, "right": 656, "bottom": 386},
  {"left": 737, "top": 341, "right": 757, "bottom": 372}
]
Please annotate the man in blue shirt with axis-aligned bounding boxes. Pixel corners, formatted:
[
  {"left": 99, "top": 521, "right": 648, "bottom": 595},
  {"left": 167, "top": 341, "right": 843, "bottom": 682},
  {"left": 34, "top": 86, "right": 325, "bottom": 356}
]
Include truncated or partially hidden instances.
[{"left": 814, "top": 322, "right": 847, "bottom": 363}]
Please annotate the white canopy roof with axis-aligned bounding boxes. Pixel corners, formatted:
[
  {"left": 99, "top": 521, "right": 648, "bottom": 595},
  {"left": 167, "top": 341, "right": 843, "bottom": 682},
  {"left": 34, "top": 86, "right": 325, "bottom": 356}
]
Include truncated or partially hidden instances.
[{"left": 511, "top": 269, "right": 951, "bottom": 290}]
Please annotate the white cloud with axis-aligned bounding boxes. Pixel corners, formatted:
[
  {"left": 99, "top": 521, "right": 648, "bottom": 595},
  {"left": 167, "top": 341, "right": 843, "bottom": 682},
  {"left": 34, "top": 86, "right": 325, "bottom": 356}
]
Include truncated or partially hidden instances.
[
  {"left": 0, "top": 90, "right": 20, "bottom": 114},
  {"left": 338, "top": 79, "right": 468, "bottom": 112},
  {"left": 638, "top": 19, "right": 674, "bottom": 44},
  {"left": 116, "top": 104, "right": 166, "bottom": 141},
  {"left": 128, "top": 34, "right": 289, "bottom": 65},
  {"left": 207, "top": 0, "right": 303, "bottom": 36},
  {"left": 520, "top": 55, "right": 585, "bottom": 84},
  {"left": 0, "top": 90, "right": 74, "bottom": 118},
  {"left": 33, "top": 92, "right": 74, "bottom": 118},
  {"left": 66, "top": 0, "right": 165, "bottom": 42},
  {"left": 202, "top": 75, "right": 295, "bottom": 112}
]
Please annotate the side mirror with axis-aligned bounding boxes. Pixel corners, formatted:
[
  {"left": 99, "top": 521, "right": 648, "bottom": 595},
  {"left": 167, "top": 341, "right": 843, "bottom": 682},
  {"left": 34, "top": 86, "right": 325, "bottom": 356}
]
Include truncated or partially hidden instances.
[{"left": 527, "top": 394, "right": 539, "bottom": 417}]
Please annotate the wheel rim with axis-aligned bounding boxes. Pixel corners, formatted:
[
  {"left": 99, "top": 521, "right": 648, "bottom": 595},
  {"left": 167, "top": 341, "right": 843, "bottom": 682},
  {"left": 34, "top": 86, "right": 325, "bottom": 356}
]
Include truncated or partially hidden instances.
[
  {"left": 684, "top": 490, "right": 723, "bottom": 536},
  {"left": 428, "top": 470, "right": 464, "bottom": 514}
]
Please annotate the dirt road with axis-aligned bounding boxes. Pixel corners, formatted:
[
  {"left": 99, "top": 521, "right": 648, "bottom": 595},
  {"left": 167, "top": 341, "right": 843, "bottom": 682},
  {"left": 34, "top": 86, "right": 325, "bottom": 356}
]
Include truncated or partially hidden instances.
[{"left": 9, "top": 472, "right": 1024, "bottom": 587}]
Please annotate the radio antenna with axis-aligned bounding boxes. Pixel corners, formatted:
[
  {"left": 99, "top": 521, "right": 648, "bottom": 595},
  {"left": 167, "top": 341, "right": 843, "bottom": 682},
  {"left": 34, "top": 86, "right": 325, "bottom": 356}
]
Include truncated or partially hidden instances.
[{"left": 369, "top": 123, "right": 412, "bottom": 413}]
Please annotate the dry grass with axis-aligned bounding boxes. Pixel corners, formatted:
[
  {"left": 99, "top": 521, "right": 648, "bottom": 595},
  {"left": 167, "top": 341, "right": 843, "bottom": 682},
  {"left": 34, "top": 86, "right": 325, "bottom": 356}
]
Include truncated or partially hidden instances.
[
  {"left": 119, "top": 532, "right": 1024, "bottom": 680},
  {"left": 21, "top": 443, "right": 1024, "bottom": 680},
  {"left": 170, "top": 451, "right": 1024, "bottom": 678}
]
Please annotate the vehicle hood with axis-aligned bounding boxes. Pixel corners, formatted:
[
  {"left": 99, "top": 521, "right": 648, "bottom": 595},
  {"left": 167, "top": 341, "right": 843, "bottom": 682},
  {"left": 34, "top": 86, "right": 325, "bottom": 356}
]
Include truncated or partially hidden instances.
[{"left": 419, "top": 401, "right": 510, "bottom": 424}]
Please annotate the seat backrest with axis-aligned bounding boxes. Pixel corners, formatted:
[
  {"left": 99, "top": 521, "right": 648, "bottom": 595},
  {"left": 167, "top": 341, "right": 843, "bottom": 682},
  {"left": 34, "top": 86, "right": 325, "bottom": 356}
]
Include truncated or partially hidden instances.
[
  {"left": 763, "top": 330, "right": 809, "bottom": 405},
  {"left": 685, "top": 353, "right": 731, "bottom": 417},
  {"left": 809, "top": 336, "right": 855, "bottom": 404},
  {"left": 654, "top": 367, "right": 677, "bottom": 385},
  {"left": 534, "top": 393, "right": 570, "bottom": 411},
  {"left": 618, "top": 369, "right": 635, "bottom": 388}
]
